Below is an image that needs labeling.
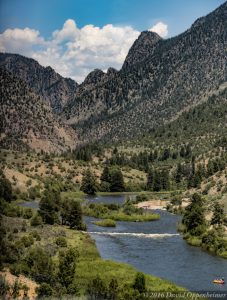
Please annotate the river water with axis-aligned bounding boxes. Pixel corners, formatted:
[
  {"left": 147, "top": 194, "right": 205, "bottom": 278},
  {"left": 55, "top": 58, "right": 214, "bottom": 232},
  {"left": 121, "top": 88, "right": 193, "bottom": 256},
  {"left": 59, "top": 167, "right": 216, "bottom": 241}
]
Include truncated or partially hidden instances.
[
  {"left": 85, "top": 195, "right": 227, "bottom": 292},
  {"left": 21, "top": 195, "right": 227, "bottom": 292}
]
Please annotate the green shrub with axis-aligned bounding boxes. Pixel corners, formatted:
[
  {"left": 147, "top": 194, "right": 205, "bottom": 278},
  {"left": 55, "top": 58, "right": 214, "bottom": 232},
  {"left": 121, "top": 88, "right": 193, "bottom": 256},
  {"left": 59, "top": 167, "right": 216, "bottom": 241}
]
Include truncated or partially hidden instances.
[
  {"left": 55, "top": 237, "right": 67, "bottom": 247},
  {"left": 30, "top": 213, "right": 43, "bottom": 226},
  {"left": 23, "top": 208, "right": 33, "bottom": 219},
  {"left": 93, "top": 219, "right": 116, "bottom": 227},
  {"left": 36, "top": 283, "right": 53, "bottom": 297},
  {"left": 30, "top": 230, "right": 41, "bottom": 241},
  {"left": 20, "top": 235, "right": 34, "bottom": 248}
]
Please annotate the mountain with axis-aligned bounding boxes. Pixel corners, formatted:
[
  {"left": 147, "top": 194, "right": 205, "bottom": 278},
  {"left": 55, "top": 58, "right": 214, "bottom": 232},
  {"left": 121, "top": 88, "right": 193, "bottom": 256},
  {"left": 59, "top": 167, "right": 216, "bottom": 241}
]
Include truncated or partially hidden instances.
[
  {"left": 63, "top": 1, "right": 227, "bottom": 142},
  {"left": 122, "top": 31, "right": 162, "bottom": 69},
  {"left": 0, "top": 67, "right": 77, "bottom": 152},
  {"left": 0, "top": 53, "right": 78, "bottom": 113}
]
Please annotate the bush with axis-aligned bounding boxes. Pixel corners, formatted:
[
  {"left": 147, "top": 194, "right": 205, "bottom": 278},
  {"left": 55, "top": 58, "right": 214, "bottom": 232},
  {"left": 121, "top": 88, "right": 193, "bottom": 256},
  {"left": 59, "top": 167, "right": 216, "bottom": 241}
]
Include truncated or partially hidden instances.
[
  {"left": 135, "top": 193, "right": 148, "bottom": 203},
  {"left": 133, "top": 272, "right": 146, "bottom": 294},
  {"left": 36, "top": 283, "right": 53, "bottom": 297},
  {"left": 58, "top": 247, "right": 79, "bottom": 288},
  {"left": 93, "top": 219, "right": 116, "bottom": 227},
  {"left": 30, "top": 213, "right": 43, "bottom": 226},
  {"left": 30, "top": 230, "right": 41, "bottom": 241},
  {"left": 20, "top": 235, "right": 34, "bottom": 248},
  {"left": 56, "top": 237, "right": 67, "bottom": 247},
  {"left": 25, "top": 246, "right": 53, "bottom": 283},
  {"left": 23, "top": 208, "right": 33, "bottom": 219}
]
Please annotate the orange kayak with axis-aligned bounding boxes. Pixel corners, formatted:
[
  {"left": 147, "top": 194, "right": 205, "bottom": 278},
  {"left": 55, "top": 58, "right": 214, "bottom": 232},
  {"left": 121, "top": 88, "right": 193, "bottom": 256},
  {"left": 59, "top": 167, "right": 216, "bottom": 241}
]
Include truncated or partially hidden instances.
[{"left": 213, "top": 279, "right": 225, "bottom": 284}]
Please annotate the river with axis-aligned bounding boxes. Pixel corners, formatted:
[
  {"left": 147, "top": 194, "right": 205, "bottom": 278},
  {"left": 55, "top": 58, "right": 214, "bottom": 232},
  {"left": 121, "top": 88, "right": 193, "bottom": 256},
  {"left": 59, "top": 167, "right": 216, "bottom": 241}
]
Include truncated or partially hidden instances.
[
  {"left": 85, "top": 194, "right": 227, "bottom": 292},
  {"left": 21, "top": 195, "right": 227, "bottom": 292}
]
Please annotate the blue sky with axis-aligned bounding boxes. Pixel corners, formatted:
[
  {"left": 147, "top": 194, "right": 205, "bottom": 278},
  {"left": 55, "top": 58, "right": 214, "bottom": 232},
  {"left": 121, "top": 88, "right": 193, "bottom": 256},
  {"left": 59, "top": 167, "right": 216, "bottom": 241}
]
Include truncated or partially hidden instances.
[
  {"left": 0, "top": 0, "right": 225, "bottom": 81},
  {"left": 0, "top": 0, "right": 225, "bottom": 37}
]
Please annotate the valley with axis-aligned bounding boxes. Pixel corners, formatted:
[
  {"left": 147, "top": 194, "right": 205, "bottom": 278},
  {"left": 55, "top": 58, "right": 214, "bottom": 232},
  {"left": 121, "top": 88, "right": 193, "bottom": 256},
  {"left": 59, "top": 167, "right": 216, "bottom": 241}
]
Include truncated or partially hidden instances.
[{"left": 0, "top": 1, "right": 227, "bottom": 299}]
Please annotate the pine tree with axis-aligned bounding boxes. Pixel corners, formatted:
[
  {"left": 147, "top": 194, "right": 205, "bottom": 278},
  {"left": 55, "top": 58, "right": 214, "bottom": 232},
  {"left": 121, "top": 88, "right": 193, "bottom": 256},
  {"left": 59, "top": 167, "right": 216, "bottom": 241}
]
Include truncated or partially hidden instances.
[
  {"left": 182, "top": 193, "right": 206, "bottom": 236},
  {"left": 161, "top": 169, "right": 170, "bottom": 190},
  {"left": 147, "top": 168, "right": 154, "bottom": 191},
  {"left": 175, "top": 163, "right": 182, "bottom": 183},
  {"left": 211, "top": 202, "right": 225, "bottom": 226},
  {"left": 100, "top": 166, "right": 111, "bottom": 183},
  {"left": 0, "top": 171, "right": 13, "bottom": 202},
  {"left": 153, "top": 170, "right": 162, "bottom": 192},
  {"left": 39, "top": 190, "right": 59, "bottom": 224},
  {"left": 81, "top": 169, "right": 97, "bottom": 195},
  {"left": 61, "top": 199, "right": 85, "bottom": 230},
  {"left": 133, "top": 272, "right": 146, "bottom": 294},
  {"left": 110, "top": 169, "right": 125, "bottom": 192},
  {"left": 58, "top": 248, "right": 79, "bottom": 288}
]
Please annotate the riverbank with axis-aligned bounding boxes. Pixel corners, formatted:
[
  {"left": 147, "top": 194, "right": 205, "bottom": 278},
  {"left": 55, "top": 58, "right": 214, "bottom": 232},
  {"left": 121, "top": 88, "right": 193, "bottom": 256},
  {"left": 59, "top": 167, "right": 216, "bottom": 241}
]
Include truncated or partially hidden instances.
[
  {"left": 2, "top": 215, "right": 187, "bottom": 298},
  {"left": 135, "top": 199, "right": 170, "bottom": 210}
]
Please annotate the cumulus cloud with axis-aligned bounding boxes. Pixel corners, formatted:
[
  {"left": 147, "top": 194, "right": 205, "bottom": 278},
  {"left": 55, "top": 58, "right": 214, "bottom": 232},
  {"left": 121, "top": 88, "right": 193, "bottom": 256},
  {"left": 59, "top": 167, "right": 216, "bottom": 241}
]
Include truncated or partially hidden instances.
[
  {"left": 0, "top": 20, "right": 167, "bottom": 82},
  {"left": 0, "top": 27, "right": 44, "bottom": 55},
  {"left": 149, "top": 21, "right": 168, "bottom": 38}
]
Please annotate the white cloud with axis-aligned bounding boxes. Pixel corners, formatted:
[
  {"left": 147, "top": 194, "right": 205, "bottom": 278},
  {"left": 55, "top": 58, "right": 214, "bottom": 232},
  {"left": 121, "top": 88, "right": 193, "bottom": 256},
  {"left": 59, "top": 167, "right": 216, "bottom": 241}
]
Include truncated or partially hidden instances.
[
  {"left": 0, "top": 27, "right": 44, "bottom": 55},
  {"left": 0, "top": 20, "right": 167, "bottom": 82},
  {"left": 149, "top": 21, "right": 168, "bottom": 38},
  {"left": 52, "top": 19, "right": 79, "bottom": 42}
]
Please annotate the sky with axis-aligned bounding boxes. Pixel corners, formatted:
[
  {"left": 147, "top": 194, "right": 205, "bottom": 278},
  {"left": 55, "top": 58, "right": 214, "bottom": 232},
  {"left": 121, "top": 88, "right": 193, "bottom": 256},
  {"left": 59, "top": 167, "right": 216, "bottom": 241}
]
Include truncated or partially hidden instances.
[{"left": 0, "top": 0, "right": 225, "bottom": 82}]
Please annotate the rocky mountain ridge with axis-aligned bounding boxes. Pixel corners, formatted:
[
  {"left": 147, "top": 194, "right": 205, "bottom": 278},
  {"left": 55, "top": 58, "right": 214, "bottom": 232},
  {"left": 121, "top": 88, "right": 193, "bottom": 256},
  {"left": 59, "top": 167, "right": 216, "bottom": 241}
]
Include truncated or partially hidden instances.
[
  {"left": 0, "top": 53, "right": 78, "bottom": 113},
  {"left": 0, "top": 67, "right": 77, "bottom": 152},
  {"left": 0, "top": 1, "right": 227, "bottom": 150},
  {"left": 63, "top": 1, "right": 227, "bottom": 141}
]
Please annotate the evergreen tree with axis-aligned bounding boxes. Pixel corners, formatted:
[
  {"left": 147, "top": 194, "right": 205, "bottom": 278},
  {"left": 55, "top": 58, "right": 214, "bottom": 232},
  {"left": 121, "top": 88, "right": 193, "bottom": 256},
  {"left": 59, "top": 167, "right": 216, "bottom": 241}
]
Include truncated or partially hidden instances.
[
  {"left": 58, "top": 248, "right": 79, "bottom": 288},
  {"left": 110, "top": 169, "right": 125, "bottom": 192},
  {"left": 81, "top": 169, "right": 97, "bottom": 195},
  {"left": 161, "top": 169, "right": 170, "bottom": 190},
  {"left": 162, "top": 148, "right": 170, "bottom": 161},
  {"left": 61, "top": 199, "right": 85, "bottom": 230},
  {"left": 133, "top": 272, "right": 146, "bottom": 294},
  {"left": 108, "top": 278, "right": 118, "bottom": 300},
  {"left": 100, "top": 166, "right": 111, "bottom": 183},
  {"left": 182, "top": 193, "right": 206, "bottom": 236},
  {"left": 87, "top": 275, "right": 108, "bottom": 300},
  {"left": 211, "top": 202, "right": 225, "bottom": 226},
  {"left": 153, "top": 170, "right": 162, "bottom": 192},
  {"left": 25, "top": 246, "right": 53, "bottom": 283},
  {"left": 175, "top": 163, "right": 183, "bottom": 183},
  {"left": 0, "top": 171, "right": 13, "bottom": 202},
  {"left": 39, "top": 190, "right": 59, "bottom": 225},
  {"left": 147, "top": 168, "right": 154, "bottom": 190}
]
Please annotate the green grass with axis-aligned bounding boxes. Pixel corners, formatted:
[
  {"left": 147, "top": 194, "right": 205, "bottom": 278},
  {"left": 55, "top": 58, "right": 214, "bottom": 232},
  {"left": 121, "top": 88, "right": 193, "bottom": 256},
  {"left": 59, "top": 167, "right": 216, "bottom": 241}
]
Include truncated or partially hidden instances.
[
  {"left": 185, "top": 236, "right": 202, "bottom": 247},
  {"left": 110, "top": 212, "right": 160, "bottom": 222},
  {"left": 93, "top": 219, "right": 116, "bottom": 227},
  {"left": 84, "top": 208, "right": 160, "bottom": 222},
  {"left": 76, "top": 258, "right": 186, "bottom": 294},
  {"left": 219, "top": 251, "right": 227, "bottom": 259},
  {"left": 97, "top": 191, "right": 138, "bottom": 196},
  {"left": 4, "top": 216, "right": 185, "bottom": 294}
]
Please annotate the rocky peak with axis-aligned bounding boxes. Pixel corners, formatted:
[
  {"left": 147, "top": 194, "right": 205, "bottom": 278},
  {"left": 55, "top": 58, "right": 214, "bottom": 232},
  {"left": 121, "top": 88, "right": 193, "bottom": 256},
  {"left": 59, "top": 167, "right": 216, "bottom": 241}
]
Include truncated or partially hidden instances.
[
  {"left": 191, "top": 1, "right": 227, "bottom": 30},
  {"left": 83, "top": 69, "right": 106, "bottom": 85},
  {"left": 122, "top": 30, "right": 162, "bottom": 69},
  {"left": 107, "top": 67, "right": 118, "bottom": 77}
]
